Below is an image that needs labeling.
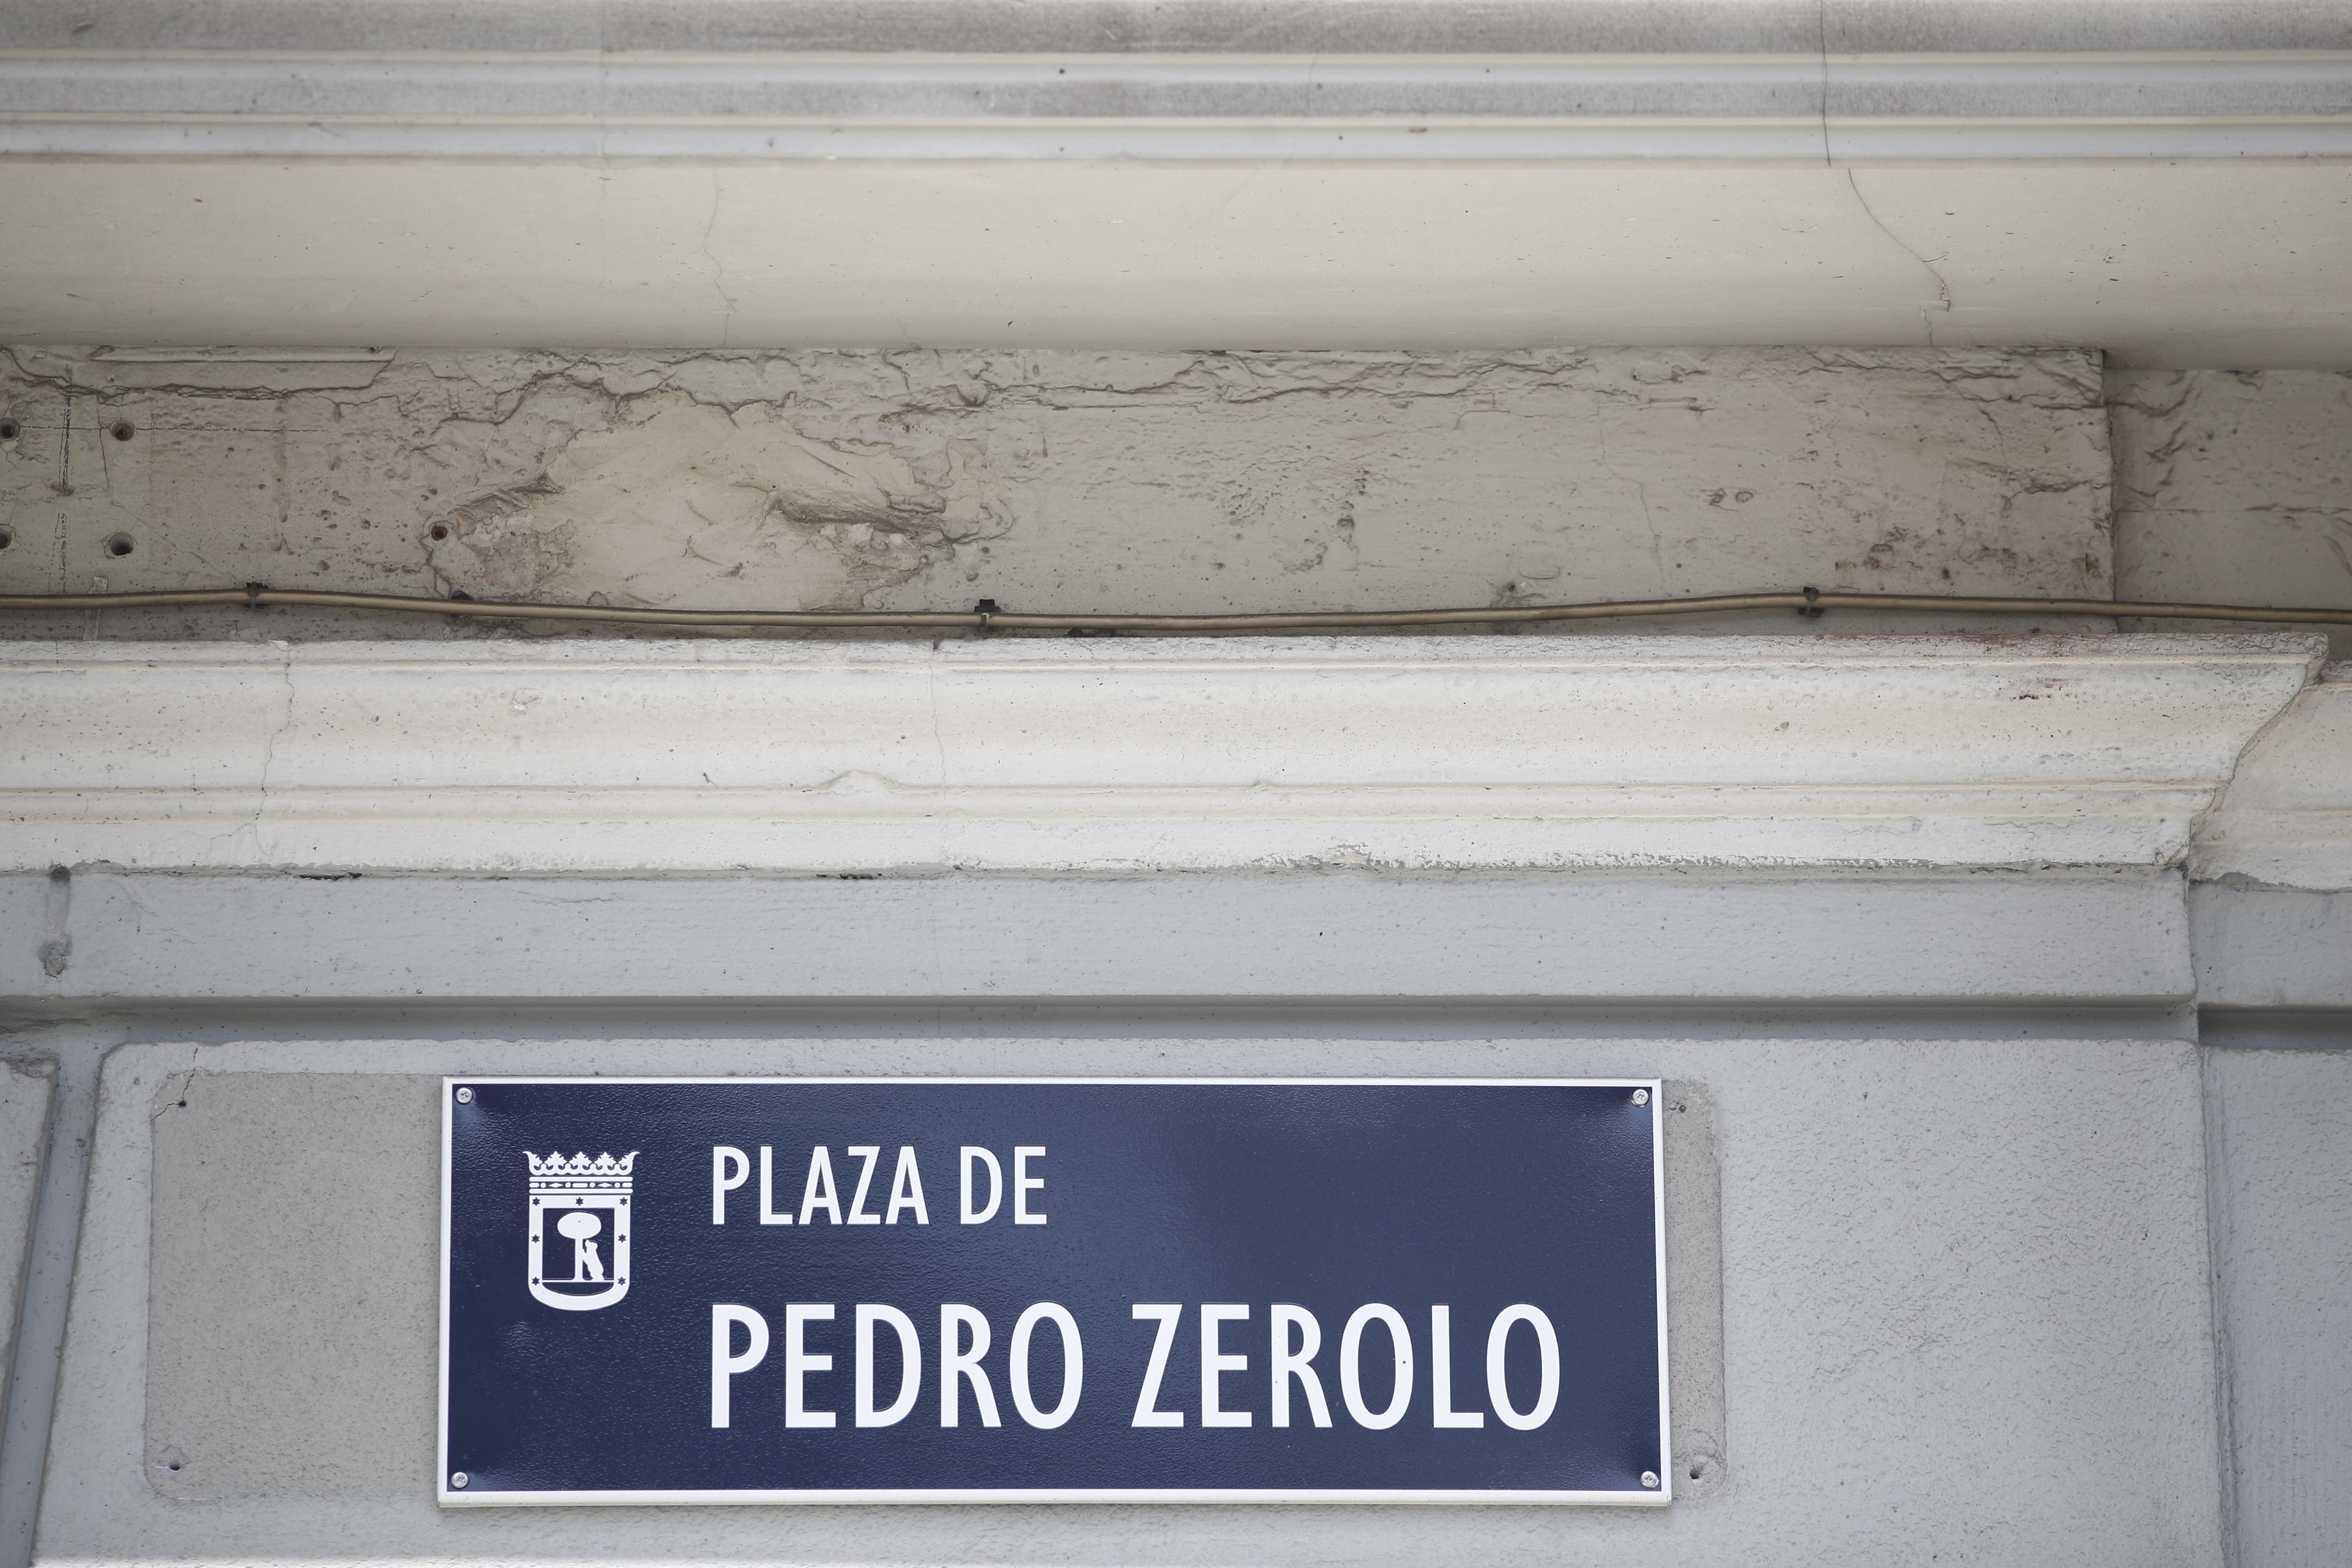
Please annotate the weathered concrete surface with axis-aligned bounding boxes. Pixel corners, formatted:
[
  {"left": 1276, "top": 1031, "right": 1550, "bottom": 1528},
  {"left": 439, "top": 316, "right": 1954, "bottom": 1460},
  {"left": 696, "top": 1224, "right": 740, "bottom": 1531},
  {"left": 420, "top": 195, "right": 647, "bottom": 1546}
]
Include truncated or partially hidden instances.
[
  {"left": 0, "top": 348, "right": 2111, "bottom": 636},
  {"left": 0, "top": 1062, "right": 51, "bottom": 1441},
  {"left": 2205, "top": 1046, "right": 2352, "bottom": 1568},
  {"left": 2112, "top": 369, "right": 2352, "bottom": 655},
  {"left": 48, "top": 1035, "right": 2222, "bottom": 1565},
  {"left": 16, "top": 353, "right": 2352, "bottom": 650}
]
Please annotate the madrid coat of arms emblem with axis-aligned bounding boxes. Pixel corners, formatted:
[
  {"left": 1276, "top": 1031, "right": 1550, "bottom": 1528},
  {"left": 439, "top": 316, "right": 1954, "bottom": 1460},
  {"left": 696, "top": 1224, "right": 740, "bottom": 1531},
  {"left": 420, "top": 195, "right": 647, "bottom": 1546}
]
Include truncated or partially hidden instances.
[{"left": 525, "top": 1150, "right": 636, "bottom": 1311}]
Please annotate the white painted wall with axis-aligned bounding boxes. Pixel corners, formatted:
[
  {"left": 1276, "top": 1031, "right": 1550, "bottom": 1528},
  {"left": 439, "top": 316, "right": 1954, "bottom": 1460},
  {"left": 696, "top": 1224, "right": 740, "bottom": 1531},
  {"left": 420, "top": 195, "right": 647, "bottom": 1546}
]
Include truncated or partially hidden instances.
[
  {"left": 5, "top": 162, "right": 2349, "bottom": 366},
  {"left": 5, "top": 2, "right": 2350, "bottom": 362}
]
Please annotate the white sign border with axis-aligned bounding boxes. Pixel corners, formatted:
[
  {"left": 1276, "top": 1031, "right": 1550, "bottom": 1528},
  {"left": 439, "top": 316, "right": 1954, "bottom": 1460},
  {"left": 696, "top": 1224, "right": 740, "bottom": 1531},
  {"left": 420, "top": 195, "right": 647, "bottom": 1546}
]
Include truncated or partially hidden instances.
[{"left": 438, "top": 1075, "right": 1671, "bottom": 1509}]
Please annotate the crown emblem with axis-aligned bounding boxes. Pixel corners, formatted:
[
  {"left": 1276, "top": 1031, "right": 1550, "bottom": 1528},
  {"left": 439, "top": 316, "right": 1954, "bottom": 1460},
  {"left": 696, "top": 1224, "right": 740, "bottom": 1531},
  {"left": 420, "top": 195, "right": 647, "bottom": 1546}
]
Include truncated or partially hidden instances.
[{"left": 526, "top": 1150, "right": 638, "bottom": 1179}]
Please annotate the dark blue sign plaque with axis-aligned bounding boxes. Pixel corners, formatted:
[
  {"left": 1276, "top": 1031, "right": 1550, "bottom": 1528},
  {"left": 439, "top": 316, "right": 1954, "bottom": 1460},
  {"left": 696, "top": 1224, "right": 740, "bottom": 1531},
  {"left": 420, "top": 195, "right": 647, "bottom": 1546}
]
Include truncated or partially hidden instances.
[{"left": 439, "top": 1077, "right": 1669, "bottom": 1505}]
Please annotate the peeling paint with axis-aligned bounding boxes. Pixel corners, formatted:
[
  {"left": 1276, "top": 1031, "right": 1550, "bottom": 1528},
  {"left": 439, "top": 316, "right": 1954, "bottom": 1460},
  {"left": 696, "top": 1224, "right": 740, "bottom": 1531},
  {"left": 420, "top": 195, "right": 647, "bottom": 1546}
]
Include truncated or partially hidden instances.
[
  {"left": 1, "top": 347, "right": 2115, "bottom": 638},
  {"left": 418, "top": 396, "right": 991, "bottom": 610}
]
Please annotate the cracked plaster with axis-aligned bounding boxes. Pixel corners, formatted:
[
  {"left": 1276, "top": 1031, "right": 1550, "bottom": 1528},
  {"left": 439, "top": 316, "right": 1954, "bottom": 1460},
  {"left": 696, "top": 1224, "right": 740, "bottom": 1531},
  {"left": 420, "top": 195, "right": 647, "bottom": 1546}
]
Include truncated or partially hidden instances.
[
  {"left": 0, "top": 347, "right": 2113, "bottom": 638},
  {"left": 2112, "top": 367, "right": 2352, "bottom": 656}
]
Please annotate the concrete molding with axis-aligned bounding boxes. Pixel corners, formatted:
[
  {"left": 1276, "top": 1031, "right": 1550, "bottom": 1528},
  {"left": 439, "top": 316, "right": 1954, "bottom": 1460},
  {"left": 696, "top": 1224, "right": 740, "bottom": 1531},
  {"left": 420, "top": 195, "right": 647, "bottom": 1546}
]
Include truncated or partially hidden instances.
[
  {"left": 2190, "top": 884, "right": 2352, "bottom": 1007},
  {"left": 8, "top": 163, "right": 2349, "bottom": 362},
  {"left": 6, "top": 50, "right": 2351, "bottom": 160},
  {"left": 2193, "top": 671, "right": 2352, "bottom": 891},
  {"left": 0, "top": 872, "right": 2199, "bottom": 1004},
  {"left": 0, "top": 634, "right": 2321, "bottom": 875},
  {"left": 5, "top": 0, "right": 2347, "bottom": 58}
]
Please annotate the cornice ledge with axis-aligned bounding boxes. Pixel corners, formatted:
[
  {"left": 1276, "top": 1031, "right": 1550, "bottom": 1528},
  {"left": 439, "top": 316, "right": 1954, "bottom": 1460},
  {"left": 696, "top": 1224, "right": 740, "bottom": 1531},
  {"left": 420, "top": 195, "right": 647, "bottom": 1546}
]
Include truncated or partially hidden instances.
[
  {"left": 0, "top": 633, "right": 2320, "bottom": 876},
  {"left": 2193, "top": 667, "right": 2352, "bottom": 892},
  {"left": 7, "top": 48, "right": 2352, "bottom": 162}
]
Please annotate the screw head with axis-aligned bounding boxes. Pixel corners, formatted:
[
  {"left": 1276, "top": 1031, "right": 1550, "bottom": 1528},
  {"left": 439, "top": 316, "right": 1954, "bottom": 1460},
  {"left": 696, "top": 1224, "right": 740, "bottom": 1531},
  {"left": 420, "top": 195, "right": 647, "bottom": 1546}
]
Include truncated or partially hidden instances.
[
  {"left": 450, "top": 1472, "right": 470, "bottom": 1489},
  {"left": 1641, "top": 1471, "right": 1660, "bottom": 1489},
  {"left": 1632, "top": 1088, "right": 1650, "bottom": 1105},
  {"left": 453, "top": 1087, "right": 474, "bottom": 1104}
]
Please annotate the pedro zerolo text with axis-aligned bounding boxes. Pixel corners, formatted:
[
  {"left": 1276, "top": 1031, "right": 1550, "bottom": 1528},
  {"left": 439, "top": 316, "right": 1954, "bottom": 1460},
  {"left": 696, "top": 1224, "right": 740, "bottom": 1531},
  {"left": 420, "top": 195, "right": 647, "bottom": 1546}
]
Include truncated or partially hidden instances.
[{"left": 706, "top": 1143, "right": 1566, "bottom": 1433}]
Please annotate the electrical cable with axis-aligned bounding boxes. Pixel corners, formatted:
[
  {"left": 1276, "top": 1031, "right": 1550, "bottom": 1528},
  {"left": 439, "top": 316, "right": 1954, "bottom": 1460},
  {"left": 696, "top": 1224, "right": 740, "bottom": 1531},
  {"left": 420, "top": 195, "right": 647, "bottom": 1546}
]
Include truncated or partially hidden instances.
[{"left": 0, "top": 584, "right": 2349, "bottom": 633}]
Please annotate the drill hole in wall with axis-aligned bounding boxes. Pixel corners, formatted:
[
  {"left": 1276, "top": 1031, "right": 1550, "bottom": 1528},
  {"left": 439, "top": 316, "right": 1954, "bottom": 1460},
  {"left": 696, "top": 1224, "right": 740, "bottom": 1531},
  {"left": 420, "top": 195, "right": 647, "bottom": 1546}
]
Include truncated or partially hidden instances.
[
  {"left": 428, "top": 521, "right": 452, "bottom": 542},
  {"left": 104, "top": 532, "right": 135, "bottom": 558},
  {"left": 0, "top": 527, "right": 14, "bottom": 551},
  {"left": 0, "top": 418, "right": 20, "bottom": 441},
  {"left": 109, "top": 419, "right": 136, "bottom": 442}
]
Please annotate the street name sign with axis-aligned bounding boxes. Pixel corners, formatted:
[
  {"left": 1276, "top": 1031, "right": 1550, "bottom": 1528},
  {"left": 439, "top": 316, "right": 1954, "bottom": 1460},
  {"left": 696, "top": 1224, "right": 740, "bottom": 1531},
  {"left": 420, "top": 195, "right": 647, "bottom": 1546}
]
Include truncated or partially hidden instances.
[{"left": 439, "top": 1077, "right": 1669, "bottom": 1504}]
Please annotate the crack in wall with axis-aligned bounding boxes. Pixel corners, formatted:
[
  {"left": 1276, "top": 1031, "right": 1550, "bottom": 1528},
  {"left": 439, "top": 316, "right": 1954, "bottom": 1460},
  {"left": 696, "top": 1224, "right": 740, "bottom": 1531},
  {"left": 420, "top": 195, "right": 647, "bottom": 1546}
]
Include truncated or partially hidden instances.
[
  {"left": 1843, "top": 172, "right": 1955, "bottom": 346},
  {"left": 699, "top": 170, "right": 738, "bottom": 350},
  {"left": 216, "top": 645, "right": 296, "bottom": 863},
  {"left": 1816, "top": 0, "right": 1832, "bottom": 166}
]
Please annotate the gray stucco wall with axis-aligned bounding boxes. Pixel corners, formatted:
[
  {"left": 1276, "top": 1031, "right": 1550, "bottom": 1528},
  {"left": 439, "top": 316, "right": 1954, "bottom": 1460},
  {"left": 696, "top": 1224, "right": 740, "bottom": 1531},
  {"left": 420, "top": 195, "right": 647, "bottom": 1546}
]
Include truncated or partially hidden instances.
[
  {"left": 36, "top": 1034, "right": 2221, "bottom": 1566},
  {"left": 0, "top": 1070, "right": 49, "bottom": 1447},
  {"left": 2207, "top": 1045, "right": 2352, "bottom": 1568}
]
